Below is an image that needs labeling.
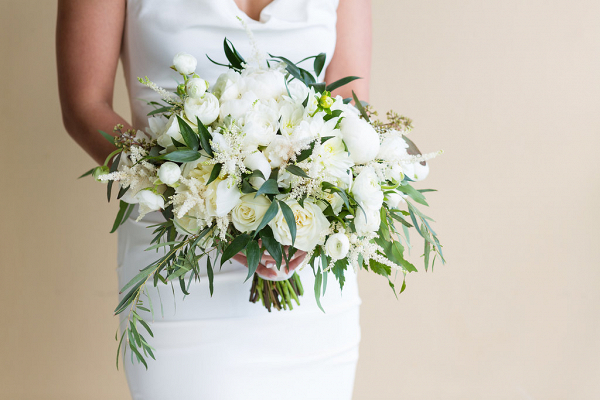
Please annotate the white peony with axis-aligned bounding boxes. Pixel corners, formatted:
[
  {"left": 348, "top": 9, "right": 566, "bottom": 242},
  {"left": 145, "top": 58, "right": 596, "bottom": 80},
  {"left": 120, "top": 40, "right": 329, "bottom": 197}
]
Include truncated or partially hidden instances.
[
  {"left": 219, "top": 92, "right": 257, "bottom": 122},
  {"left": 173, "top": 52, "right": 197, "bottom": 75},
  {"left": 352, "top": 167, "right": 384, "bottom": 210},
  {"left": 339, "top": 113, "right": 380, "bottom": 164},
  {"left": 377, "top": 134, "right": 409, "bottom": 162},
  {"left": 269, "top": 200, "right": 330, "bottom": 252},
  {"left": 242, "top": 103, "right": 279, "bottom": 147},
  {"left": 158, "top": 162, "right": 181, "bottom": 185},
  {"left": 242, "top": 69, "right": 287, "bottom": 101},
  {"left": 385, "top": 192, "right": 407, "bottom": 209},
  {"left": 354, "top": 206, "right": 381, "bottom": 234},
  {"left": 212, "top": 71, "right": 245, "bottom": 102},
  {"left": 135, "top": 190, "right": 165, "bottom": 214},
  {"left": 184, "top": 93, "right": 220, "bottom": 126},
  {"left": 231, "top": 194, "right": 271, "bottom": 233},
  {"left": 404, "top": 161, "right": 430, "bottom": 181},
  {"left": 325, "top": 233, "right": 350, "bottom": 260},
  {"left": 185, "top": 77, "right": 208, "bottom": 99},
  {"left": 285, "top": 79, "right": 309, "bottom": 104},
  {"left": 244, "top": 151, "right": 271, "bottom": 188}
]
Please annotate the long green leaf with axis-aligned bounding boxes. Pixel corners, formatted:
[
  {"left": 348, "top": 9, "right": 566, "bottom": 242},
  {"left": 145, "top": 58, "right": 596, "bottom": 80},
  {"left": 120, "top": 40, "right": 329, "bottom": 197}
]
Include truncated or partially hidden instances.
[
  {"left": 221, "top": 234, "right": 251, "bottom": 266},
  {"left": 286, "top": 165, "right": 310, "bottom": 178},
  {"left": 196, "top": 117, "right": 213, "bottom": 157},
  {"left": 99, "top": 130, "right": 115, "bottom": 145},
  {"left": 254, "top": 200, "right": 279, "bottom": 234},
  {"left": 206, "top": 163, "right": 222, "bottom": 185},
  {"left": 351, "top": 90, "right": 370, "bottom": 122},
  {"left": 78, "top": 167, "right": 95, "bottom": 179},
  {"left": 260, "top": 227, "right": 282, "bottom": 271},
  {"left": 278, "top": 201, "right": 297, "bottom": 246},
  {"left": 314, "top": 53, "right": 326, "bottom": 76},
  {"left": 245, "top": 240, "right": 260, "bottom": 282},
  {"left": 160, "top": 150, "right": 201, "bottom": 162},
  {"left": 110, "top": 201, "right": 129, "bottom": 233},
  {"left": 326, "top": 76, "right": 361, "bottom": 92},
  {"left": 107, "top": 153, "right": 121, "bottom": 202},
  {"left": 176, "top": 116, "right": 199, "bottom": 151},
  {"left": 255, "top": 179, "right": 279, "bottom": 197}
]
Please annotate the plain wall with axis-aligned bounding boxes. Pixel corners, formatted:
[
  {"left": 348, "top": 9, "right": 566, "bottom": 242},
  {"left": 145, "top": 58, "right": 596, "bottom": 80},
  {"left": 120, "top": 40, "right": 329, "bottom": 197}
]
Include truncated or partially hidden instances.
[{"left": 1, "top": 0, "right": 599, "bottom": 399}]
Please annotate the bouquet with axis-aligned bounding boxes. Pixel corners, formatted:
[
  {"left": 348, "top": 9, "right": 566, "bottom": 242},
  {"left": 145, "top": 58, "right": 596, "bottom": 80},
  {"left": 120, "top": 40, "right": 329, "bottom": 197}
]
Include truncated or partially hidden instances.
[{"left": 83, "top": 33, "right": 444, "bottom": 368}]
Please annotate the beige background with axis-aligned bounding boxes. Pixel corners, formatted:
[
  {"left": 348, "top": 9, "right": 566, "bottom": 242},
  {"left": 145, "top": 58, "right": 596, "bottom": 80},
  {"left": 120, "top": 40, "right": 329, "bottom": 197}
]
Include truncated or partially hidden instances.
[{"left": 1, "top": 0, "right": 599, "bottom": 399}]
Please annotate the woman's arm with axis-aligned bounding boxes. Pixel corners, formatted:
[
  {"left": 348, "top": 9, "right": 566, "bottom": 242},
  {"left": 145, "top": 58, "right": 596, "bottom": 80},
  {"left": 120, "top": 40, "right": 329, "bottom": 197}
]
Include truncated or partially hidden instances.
[
  {"left": 56, "top": 0, "right": 131, "bottom": 165},
  {"left": 325, "top": 0, "right": 372, "bottom": 102}
]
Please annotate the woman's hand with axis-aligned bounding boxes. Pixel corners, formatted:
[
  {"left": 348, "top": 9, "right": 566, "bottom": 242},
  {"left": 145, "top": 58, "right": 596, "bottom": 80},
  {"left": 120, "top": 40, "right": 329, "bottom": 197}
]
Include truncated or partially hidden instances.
[{"left": 232, "top": 245, "right": 307, "bottom": 279}]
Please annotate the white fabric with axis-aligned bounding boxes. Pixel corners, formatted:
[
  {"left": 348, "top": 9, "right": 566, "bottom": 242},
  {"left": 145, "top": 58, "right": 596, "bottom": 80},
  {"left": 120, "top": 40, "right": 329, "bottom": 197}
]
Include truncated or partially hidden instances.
[{"left": 118, "top": 1, "right": 361, "bottom": 399}]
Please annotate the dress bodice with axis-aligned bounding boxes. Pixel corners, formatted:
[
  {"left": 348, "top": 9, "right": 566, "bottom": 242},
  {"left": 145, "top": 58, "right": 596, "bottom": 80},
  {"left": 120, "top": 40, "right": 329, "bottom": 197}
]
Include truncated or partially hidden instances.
[{"left": 121, "top": 0, "right": 340, "bottom": 129}]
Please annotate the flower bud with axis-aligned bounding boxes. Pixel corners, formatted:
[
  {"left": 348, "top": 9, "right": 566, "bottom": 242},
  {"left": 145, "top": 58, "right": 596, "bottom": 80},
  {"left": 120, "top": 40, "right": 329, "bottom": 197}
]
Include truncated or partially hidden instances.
[
  {"left": 158, "top": 162, "right": 182, "bottom": 185},
  {"left": 173, "top": 52, "right": 197, "bottom": 75},
  {"left": 319, "top": 93, "right": 334, "bottom": 109},
  {"left": 93, "top": 166, "right": 110, "bottom": 183},
  {"left": 135, "top": 189, "right": 165, "bottom": 212},
  {"left": 186, "top": 78, "right": 208, "bottom": 99}
]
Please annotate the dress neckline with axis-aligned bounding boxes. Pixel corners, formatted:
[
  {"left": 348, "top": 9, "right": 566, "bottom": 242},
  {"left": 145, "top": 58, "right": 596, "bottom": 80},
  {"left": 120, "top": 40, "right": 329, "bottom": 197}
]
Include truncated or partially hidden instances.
[{"left": 228, "top": 0, "right": 280, "bottom": 24}]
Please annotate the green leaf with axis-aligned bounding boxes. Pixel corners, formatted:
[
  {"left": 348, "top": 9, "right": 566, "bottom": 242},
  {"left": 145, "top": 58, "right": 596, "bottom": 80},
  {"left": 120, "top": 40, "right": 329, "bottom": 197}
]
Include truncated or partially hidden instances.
[
  {"left": 224, "top": 38, "right": 245, "bottom": 70},
  {"left": 176, "top": 116, "right": 199, "bottom": 151},
  {"left": 278, "top": 201, "right": 297, "bottom": 246},
  {"left": 260, "top": 227, "right": 283, "bottom": 270},
  {"left": 206, "top": 163, "right": 222, "bottom": 185},
  {"left": 107, "top": 153, "right": 121, "bottom": 202},
  {"left": 147, "top": 106, "right": 172, "bottom": 116},
  {"left": 369, "top": 259, "right": 392, "bottom": 277},
  {"left": 332, "top": 259, "right": 347, "bottom": 290},
  {"left": 314, "top": 52, "right": 326, "bottom": 76},
  {"left": 110, "top": 201, "right": 129, "bottom": 233},
  {"left": 78, "top": 167, "right": 95, "bottom": 179},
  {"left": 424, "top": 240, "right": 431, "bottom": 272},
  {"left": 99, "top": 130, "right": 115, "bottom": 145},
  {"left": 255, "top": 179, "right": 279, "bottom": 197},
  {"left": 254, "top": 200, "right": 279, "bottom": 234},
  {"left": 286, "top": 165, "right": 310, "bottom": 178},
  {"left": 309, "top": 82, "right": 327, "bottom": 94},
  {"left": 314, "top": 268, "right": 325, "bottom": 313},
  {"left": 196, "top": 116, "right": 214, "bottom": 157},
  {"left": 245, "top": 241, "right": 260, "bottom": 282},
  {"left": 160, "top": 150, "right": 201, "bottom": 163},
  {"left": 206, "top": 256, "right": 214, "bottom": 296},
  {"left": 326, "top": 76, "right": 361, "bottom": 92},
  {"left": 398, "top": 185, "right": 429, "bottom": 206},
  {"left": 221, "top": 234, "right": 251, "bottom": 266},
  {"left": 351, "top": 90, "right": 370, "bottom": 122}
]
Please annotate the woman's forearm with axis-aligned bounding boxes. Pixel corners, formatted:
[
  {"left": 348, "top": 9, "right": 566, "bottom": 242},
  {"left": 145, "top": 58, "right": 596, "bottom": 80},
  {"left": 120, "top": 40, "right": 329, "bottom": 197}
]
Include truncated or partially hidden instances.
[{"left": 62, "top": 102, "right": 132, "bottom": 165}]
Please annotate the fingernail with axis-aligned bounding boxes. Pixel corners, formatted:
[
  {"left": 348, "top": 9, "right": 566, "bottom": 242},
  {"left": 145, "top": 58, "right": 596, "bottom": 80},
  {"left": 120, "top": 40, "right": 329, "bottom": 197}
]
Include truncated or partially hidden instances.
[{"left": 266, "top": 263, "right": 274, "bottom": 269}]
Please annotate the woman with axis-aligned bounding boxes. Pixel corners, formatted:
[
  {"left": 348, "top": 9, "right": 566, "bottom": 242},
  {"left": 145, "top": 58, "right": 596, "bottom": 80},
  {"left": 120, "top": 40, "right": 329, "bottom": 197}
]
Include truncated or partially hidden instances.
[{"left": 57, "top": 0, "right": 371, "bottom": 399}]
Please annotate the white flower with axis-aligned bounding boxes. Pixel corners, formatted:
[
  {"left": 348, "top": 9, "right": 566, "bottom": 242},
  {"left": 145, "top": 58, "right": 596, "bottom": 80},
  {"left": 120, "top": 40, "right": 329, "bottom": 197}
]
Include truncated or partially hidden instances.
[
  {"left": 156, "top": 114, "right": 183, "bottom": 150},
  {"left": 244, "top": 151, "right": 271, "bottom": 188},
  {"left": 264, "top": 135, "right": 292, "bottom": 167},
  {"left": 212, "top": 71, "right": 245, "bottom": 102},
  {"left": 158, "top": 162, "right": 181, "bottom": 185},
  {"left": 385, "top": 192, "right": 407, "bottom": 209},
  {"left": 242, "top": 103, "right": 279, "bottom": 146},
  {"left": 174, "top": 211, "right": 205, "bottom": 236},
  {"left": 231, "top": 194, "right": 271, "bottom": 233},
  {"left": 404, "top": 161, "right": 430, "bottom": 181},
  {"left": 173, "top": 52, "right": 197, "bottom": 75},
  {"left": 279, "top": 103, "right": 304, "bottom": 136},
  {"left": 185, "top": 78, "right": 208, "bottom": 99},
  {"left": 352, "top": 167, "right": 384, "bottom": 210},
  {"left": 219, "top": 92, "right": 256, "bottom": 122},
  {"left": 339, "top": 113, "right": 380, "bottom": 164},
  {"left": 285, "top": 79, "right": 309, "bottom": 104},
  {"left": 377, "top": 135, "right": 409, "bottom": 162},
  {"left": 354, "top": 206, "right": 381, "bottom": 234},
  {"left": 325, "top": 233, "right": 350, "bottom": 260},
  {"left": 317, "top": 136, "right": 354, "bottom": 181},
  {"left": 242, "top": 69, "right": 286, "bottom": 101},
  {"left": 318, "top": 191, "right": 344, "bottom": 215},
  {"left": 135, "top": 190, "right": 165, "bottom": 214},
  {"left": 269, "top": 200, "right": 330, "bottom": 252},
  {"left": 146, "top": 116, "right": 166, "bottom": 139},
  {"left": 210, "top": 131, "right": 230, "bottom": 153},
  {"left": 184, "top": 93, "right": 220, "bottom": 126},
  {"left": 205, "top": 179, "right": 241, "bottom": 217}
]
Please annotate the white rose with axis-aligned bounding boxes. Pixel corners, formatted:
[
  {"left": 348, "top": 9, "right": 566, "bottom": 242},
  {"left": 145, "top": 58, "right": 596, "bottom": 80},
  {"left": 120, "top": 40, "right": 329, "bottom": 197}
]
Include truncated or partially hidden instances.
[
  {"left": 135, "top": 190, "right": 165, "bottom": 214},
  {"left": 385, "top": 192, "right": 407, "bottom": 209},
  {"left": 339, "top": 113, "right": 380, "bottom": 164},
  {"left": 354, "top": 206, "right": 381, "bottom": 234},
  {"left": 325, "top": 233, "right": 350, "bottom": 260},
  {"left": 174, "top": 214, "right": 204, "bottom": 236},
  {"left": 352, "top": 167, "right": 384, "bottom": 210},
  {"left": 212, "top": 71, "right": 245, "bottom": 102},
  {"left": 269, "top": 200, "right": 330, "bottom": 252},
  {"left": 173, "top": 52, "right": 197, "bottom": 75},
  {"left": 156, "top": 114, "right": 183, "bottom": 150},
  {"left": 232, "top": 194, "right": 271, "bottom": 233},
  {"left": 377, "top": 135, "right": 409, "bottom": 162},
  {"left": 244, "top": 151, "right": 272, "bottom": 188},
  {"left": 184, "top": 93, "right": 220, "bottom": 126},
  {"left": 158, "top": 162, "right": 181, "bottom": 185},
  {"left": 185, "top": 77, "right": 208, "bottom": 99}
]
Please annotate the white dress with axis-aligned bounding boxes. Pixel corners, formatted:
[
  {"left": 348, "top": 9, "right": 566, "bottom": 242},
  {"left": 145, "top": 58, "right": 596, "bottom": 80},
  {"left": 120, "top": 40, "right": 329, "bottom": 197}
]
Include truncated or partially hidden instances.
[{"left": 118, "top": 1, "right": 361, "bottom": 399}]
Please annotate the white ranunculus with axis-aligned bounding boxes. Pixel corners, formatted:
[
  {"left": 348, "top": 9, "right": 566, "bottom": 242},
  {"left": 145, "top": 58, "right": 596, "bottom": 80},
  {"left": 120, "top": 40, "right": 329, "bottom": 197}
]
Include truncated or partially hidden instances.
[
  {"left": 303, "top": 87, "right": 319, "bottom": 116},
  {"left": 386, "top": 163, "right": 404, "bottom": 183},
  {"left": 173, "top": 52, "right": 197, "bottom": 75},
  {"left": 352, "top": 167, "right": 384, "bottom": 210},
  {"left": 325, "top": 233, "right": 350, "bottom": 260},
  {"left": 135, "top": 190, "right": 165, "bottom": 214},
  {"left": 158, "top": 162, "right": 181, "bottom": 185},
  {"left": 354, "top": 206, "right": 381, "bottom": 234},
  {"left": 185, "top": 77, "right": 208, "bottom": 99},
  {"left": 184, "top": 93, "right": 220, "bottom": 125},
  {"left": 212, "top": 71, "right": 245, "bottom": 102},
  {"left": 244, "top": 151, "right": 271, "bottom": 188},
  {"left": 231, "top": 194, "right": 271, "bottom": 233},
  {"left": 377, "top": 135, "right": 409, "bottom": 162},
  {"left": 385, "top": 192, "right": 407, "bottom": 209},
  {"left": 242, "top": 69, "right": 287, "bottom": 101},
  {"left": 339, "top": 113, "right": 380, "bottom": 164},
  {"left": 269, "top": 200, "right": 330, "bottom": 252},
  {"left": 156, "top": 114, "right": 184, "bottom": 150},
  {"left": 242, "top": 103, "right": 279, "bottom": 147}
]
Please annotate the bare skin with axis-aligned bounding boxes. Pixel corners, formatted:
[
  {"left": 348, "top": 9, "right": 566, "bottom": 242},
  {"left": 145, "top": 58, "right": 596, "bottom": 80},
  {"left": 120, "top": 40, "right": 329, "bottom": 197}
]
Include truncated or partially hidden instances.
[{"left": 57, "top": 0, "right": 372, "bottom": 273}]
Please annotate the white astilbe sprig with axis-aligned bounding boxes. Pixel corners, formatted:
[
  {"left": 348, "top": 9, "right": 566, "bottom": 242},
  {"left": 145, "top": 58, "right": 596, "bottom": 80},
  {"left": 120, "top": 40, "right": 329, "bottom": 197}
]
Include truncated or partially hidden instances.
[
  {"left": 347, "top": 234, "right": 405, "bottom": 274},
  {"left": 171, "top": 177, "right": 208, "bottom": 220},
  {"left": 211, "top": 123, "right": 253, "bottom": 183},
  {"left": 97, "top": 146, "right": 156, "bottom": 200},
  {"left": 236, "top": 16, "right": 267, "bottom": 68},
  {"left": 137, "top": 76, "right": 181, "bottom": 105}
]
